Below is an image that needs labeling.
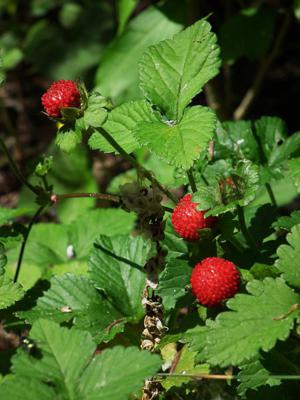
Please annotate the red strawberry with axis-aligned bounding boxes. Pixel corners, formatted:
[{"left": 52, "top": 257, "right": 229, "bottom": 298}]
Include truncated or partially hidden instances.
[
  {"left": 171, "top": 194, "right": 217, "bottom": 241},
  {"left": 41, "top": 80, "right": 81, "bottom": 118},
  {"left": 190, "top": 257, "right": 240, "bottom": 307}
]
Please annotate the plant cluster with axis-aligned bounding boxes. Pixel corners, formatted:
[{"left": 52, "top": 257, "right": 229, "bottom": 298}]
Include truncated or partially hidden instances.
[{"left": 1, "top": 11, "right": 300, "bottom": 400}]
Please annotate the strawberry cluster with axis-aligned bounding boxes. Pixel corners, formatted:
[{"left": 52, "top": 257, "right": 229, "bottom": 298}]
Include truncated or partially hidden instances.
[{"left": 41, "top": 80, "right": 81, "bottom": 118}]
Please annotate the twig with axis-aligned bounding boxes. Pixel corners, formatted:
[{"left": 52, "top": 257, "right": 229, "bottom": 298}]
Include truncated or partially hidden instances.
[
  {"left": 14, "top": 206, "right": 45, "bottom": 283},
  {"left": 187, "top": 169, "right": 197, "bottom": 193},
  {"left": 234, "top": 10, "right": 291, "bottom": 120}
]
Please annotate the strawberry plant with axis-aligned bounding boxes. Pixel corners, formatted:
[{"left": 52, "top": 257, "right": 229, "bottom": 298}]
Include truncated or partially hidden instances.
[{"left": 1, "top": 6, "right": 300, "bottom": 400}]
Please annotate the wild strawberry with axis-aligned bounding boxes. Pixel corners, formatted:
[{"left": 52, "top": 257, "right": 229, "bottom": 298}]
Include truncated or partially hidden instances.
[
  {"left": 190, "top": 257, "right": 240, "bottom": 307},
  {"left": 171, "top": 194, "right": 216, "bottom": 241},
  {"left": 41, "top": 80, "right": 81, "bottom": 118}
]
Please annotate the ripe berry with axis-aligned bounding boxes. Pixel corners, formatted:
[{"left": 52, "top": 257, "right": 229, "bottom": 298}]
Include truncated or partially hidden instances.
[
  {"left": 41, "top": 80, "right": 81, "bottom": 118},
  {"left": 190, "top": 257, "right": 240, "bottom": 307},
  {"left": 171, "top": 194, "right": 216, "bottom": 241}
]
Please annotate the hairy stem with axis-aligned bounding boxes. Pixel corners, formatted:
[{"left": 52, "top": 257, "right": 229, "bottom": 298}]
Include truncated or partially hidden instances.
[
  {"left": 96, "top": 128, "right": 177, "bottom": 204},
  {"left": 0, "top": 136, "right": 39, "bottom": 195},
  {"left": 14, "top": 206, "right": 45, "bottom": 283}
]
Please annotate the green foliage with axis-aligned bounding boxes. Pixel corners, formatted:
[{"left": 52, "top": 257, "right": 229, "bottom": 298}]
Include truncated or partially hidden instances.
[
  {"left": 139, "top": 18, "right": 220, "bottom": 121},
  {"left": 55, "top": 125, "right": 82, "bottom": 153},
  {"left": 0, "top": 320, "right": 161, "bottom": 400},
  {"left": 187, "top": 278, "right": 300, "bottom": 366}
]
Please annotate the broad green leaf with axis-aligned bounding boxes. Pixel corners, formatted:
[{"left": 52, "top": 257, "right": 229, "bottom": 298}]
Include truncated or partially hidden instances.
[
  {"left": 78, "top": 346, "right": 161, "bottom": 400},
  {"left": 69, "top": 208, "right": 136, "bottom": 259},
  {"left": 0, "top": 320, "right": 161, "bottom": 400},
  {"left": 157, "top": 259, "right": 191, "bottom": 310},
  {"left": 116, "top": 0, "right": 138, "bottom": 35},
  {"left": 83, "top": 106, "right": 107, "bottom": 129},
  {"left": 288, "top": 157, "right": 300, "bottom": 192},
  {"left": 95, "top": 7, "right": 182, "bottom": 104},
  {"left": 162, "top": 345, "right": 209, "bottom": 390},
  {"left": 18, "top": 274, "right": 124, "bottom": 342},
  {"left": 134, "top": 106, "right": 216, "bottom": 169},
  {"left": 237, "top": 356, "right": 281, "bottom": 396},
  {"left": 88, "top": 100, "right": 159, "bottom": 154},
  {"left": 139, "top": 18, "right": 220, "bottom": 120},
  {"left": 55, "top": 126, "right": 82, "bottom": 153},
  {"left": 188, "top": 278, "right": 300, "bottom": 366},
  {"left": 276, "top": 224, "right": 300, "bottom": 288},
  {"left": 89, "top": 235, "right": 153, "bottom": 320},
  {"left": 269, "top": 132, "right": 300, "bottom": 166},
  {"left": 273, "top": 211, "right": 300, "bottom": 231},
  {"left": 0, "top": 276, "right": 24, "bottom": 310},
  {"left": 219, "top": 7, "right": 276, "bottom": 63}
]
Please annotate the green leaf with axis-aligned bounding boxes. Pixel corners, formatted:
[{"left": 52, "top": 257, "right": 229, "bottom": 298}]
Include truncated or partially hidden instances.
[
  {"left": 18, "top": 274, "right": 125, "bottom": 342},
  {"left": 273, "top": 211, "right": 300, "bottom": 231},
  {"left": 84, "top": 106, "right": 107, "bottom": 129},
  {"left": 157, "top": 259, "right": 191, "bottom": 310},
  {"left": 69, "top": 208, "right": 136, "bottom": 259},
  {"left": 134, "top": 106, "right": 216, "bottom": 169},
  {"left": 78, "top": 346, "right": 161, "bottom": 400},
  {"left": 269, "top": 132, "right": 300, "bottom": 167},
  {"left": 219, "top": 7, "right": 276, "bottom": 63},
  {"left": 55, "top": 126, "right": 82, "bottom": 153},
  {"left": 139, "top": 18, "right": 220, "bottom": 120},
  {"left": 0, "top": 242, "right": 6, "bottom": 274},
  {"left": 237, "top": 356, "right": 281, "bottom": 397},
  {"left": 0, "top": 207, "right": 33, "bottom": 226},
  {"left": 287, "top": 157, "right": 300, "bottom": 192},
  {"left": 0, "top": 320, "right": 161, "bottom": 400},
  {"left": 294, "top": 0, "right": 300, "bottom": 21},
  {"left": 88, "top": 100, "right": 159, "bottom": 154},
  {"left": 0, "top": 276, "right": 24, "bottom": 310},
  {"left": 95, "top": 7, "right": 182, "bottom": 104},
  {"left": 188, "top": 278, "right": 300, "bottom": 367},
  {"left": 89, "top": 235, "right": 153, "bottom": 320},
  {"left": 162, "top": 345, "right": 209, "bottom": 391},
  {"left": 275, "top": 224, "right": 300, "bottom": 288},
  {"left": 116, "top": 0, "right": 138, "bottom": 35}
]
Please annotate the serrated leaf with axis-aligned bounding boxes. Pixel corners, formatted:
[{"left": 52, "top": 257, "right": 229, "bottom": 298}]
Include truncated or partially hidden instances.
[
  {"left": 78, "top": 346, "right": 161, "bottom": 400},
  {"left": 269, "top": 132, "right": 300, "bottom": 167},
  {"left": 237, "top": 356, "right": 281, "bottom": 397},
  {"left": 84, "top": 106, "right": 107, "bottom": 128},
  {"left": 273, "top": 211, "right": 300, "bottom": 231},
  {"left": 157, "top": 259, "right": 191, "bottom": 310},
  {"left": 188, "top": 278, "right": 300, "bottom": 367},
  {"left": 276, "top": 224, "right": 300, "bottom": 288},
  {"left": 88, "top": 100, "right": 159, "bottom": 154},
  {"left": 255, "top": 116, "right": 287, "bottom": 162},
  {"left": 69, "top": 208, "right": 136, "bottom": 259},
  {"left": 139, "top": 18, "right": 220, "bottom": 120},
  {"left": 89, "top": 235, "right": 153, "bottom": 320},
  {"left": 0, "top": 320, "right": 161, "bottom": 400},
  {"left": 18, "top": 274, "right": 125, "bottom": 342},
  {"left": 95, "top": 7, "right": 182, "bottom": 104},
  {"left": 0, "top": 242, "right": 7, "bottom": 274},
  {"left": 55, "top": 126, "right": 82, "bottom": 152},
  {"left": 0, "top": 276, "right": 24, "bottom": 310},
  {"left": 134, "top": 106, "right": 216, "bottom": 169}
]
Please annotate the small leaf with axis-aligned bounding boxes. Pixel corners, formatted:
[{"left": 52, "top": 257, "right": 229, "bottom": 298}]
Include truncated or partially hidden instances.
[
  {"left": 84, "top": 106, "right": 107, "bottom": 128},
  {"left": 139, "top": 18, "right": 220, "bottom": 120},
  {"left": 188, "top": 278, "right": 300, "bottom": 367},
  {"left": 157, "top": 259, "right": 191, "bottom": 310},
  {"left": 276, "top": 224, "right": 300, "bottom": 288},
  {"left": 237, "top": 356, "right": 281, "bottom": 396},
  {"left": 134, "top": 106, "right": 216, "bottom": 169},
  {"left": 0, "top": 277, "right": 24, "bottom": 310},
  {"left": 269, "top": 132, "right": 300, "bottom": 166},
  {"left": 273, "top": 211, "right": 300, "bottom": 231},
  {"left": 116, "top": 0, "right": 138, "bottom": 34},
  {"left": 287, "top": 157, "right": 300, "bottom": 192},
  {"left": 88, "top": 100, "right": 159, "bottom": 154},
  {"left": 55, "top": 126, "right": 82, "bottom": 152}
]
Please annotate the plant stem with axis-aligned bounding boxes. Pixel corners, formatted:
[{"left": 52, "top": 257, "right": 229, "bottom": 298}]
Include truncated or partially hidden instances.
[
  {"left": 236, "top": 205, "right": 258, "bottom": 251},
  {"left": 96, "top": 128, "right": 177, "bottom": 204},
  {"left": 265, "top": 182, "right": 278, "bottom": 208},
  {"left": 51, "top": 192, "right": 174, "bottom": 213},
  {"left": 14, "top": 206, "right": 45, "bottom": 283},
  {"left": 187, "top": 169, "right": 197, "bottom": 192},
  {"left": 0, "top": 135, "right": 39, "bottom": 196}
]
